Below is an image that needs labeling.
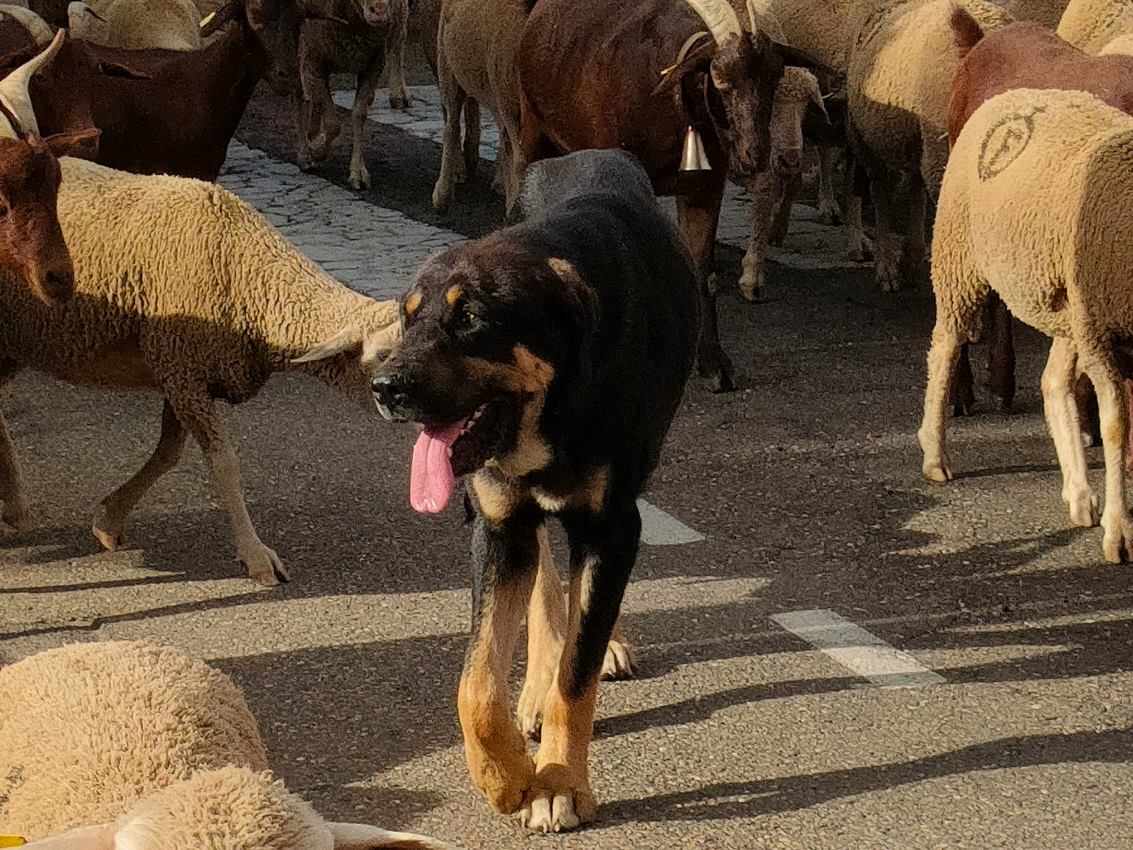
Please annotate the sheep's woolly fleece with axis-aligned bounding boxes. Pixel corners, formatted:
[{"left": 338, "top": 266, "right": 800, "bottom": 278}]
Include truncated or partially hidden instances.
[
  {"left": 746, "top": 0, "right": 856, "bottom": 72},
  {"left": 847, "top": 0, "right": 1014, "bottom": 190},
  {"left": 68, "top": 0, "right": 202, "bottom": 51},
  {"left": 932, "top": 87, "right": 1133, "bottom": 343},
  {"left": 0, "top": 641, "right": 268, "bottom": 839},
  {"left": 0, "top": 157, "right": 398, "bottom": 404},
  {"left": 1057, "top": 0, "right": 1133, "bottom": 53}
]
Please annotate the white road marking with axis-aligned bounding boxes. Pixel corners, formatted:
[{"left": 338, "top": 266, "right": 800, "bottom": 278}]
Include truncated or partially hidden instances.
[
  {"left": 637, "top": 498, "right": 704, "bottom": 546},
  {"left": 771, "top": 609, "right": 945, "bottom": 688}
]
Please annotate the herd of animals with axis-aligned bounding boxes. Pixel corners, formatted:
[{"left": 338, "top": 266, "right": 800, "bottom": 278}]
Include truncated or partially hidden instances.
[{"left": 0, "top": 0, "right": 1132, "bottom": 845}]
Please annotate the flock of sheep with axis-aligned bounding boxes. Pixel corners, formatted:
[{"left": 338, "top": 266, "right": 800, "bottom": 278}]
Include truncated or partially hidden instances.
[{"left": 0, "top": 0, "right": 1132, "bottom": 845}]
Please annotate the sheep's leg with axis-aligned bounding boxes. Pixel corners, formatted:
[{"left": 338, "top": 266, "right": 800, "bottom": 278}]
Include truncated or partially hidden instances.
[
  {"left": 869, "top": 168, "right": 906, "bottom": 292},
  {"left": 1079, "top": 349, "right": 1133, "bottom": 563},
  {"left": 817, "top": 145, "right": 843, "bottom": 226},
  {"left": 769, "top": 170, "right": 799, "bottom": 247},
  {"left": 299, "top": 65, "right": 335, "bottom": 168},
  {"left": 173, "top": 393, "right": 287, "bottom": 586},
  {"left": 951, "top": 344, "right": 977, "bottom": 416},
  {"left": 92, "top": 399, "right": 187, "bottom": 551},
  {"left": 0, "top": 407, "right": 29, "bottom": 533},
  {"left": 348, "top": 59, "right": 383, "bottom": 191},
  {"left": 919, "top": 323, "right": 966, "bottom": 482},
  {"left": 1041, "top": 338, "right": 1098, "bottom": 528},
  {"left": 459, "top": 497, "right": 538, "bottom": 814},
  {"left": 845, "top": 155, "right": 873, "bottom": 262},
  {"left": 517, "top": 525, "right": 565, "bottom": 740},
  {"left": 986, "top": 293, "right": 1016, "bottom": 410},
  {"left": 499, "top": 114, "right": 527, "bottom": 216},
  {"left": 900, "top": 171, "right": 929, "bottom": 289},
  {"left": 432, "top": 43, "right": 465, "bottom": 213},
  {"left": 461, "top": 97, "right": 481, "bottom": 183},
  {"left": 739, "top": 170, "right": 776, "bottom": 302},
  {"left": 384, "top": 1, "right": 410, "bottom": 109},
  {"left": 491, "top": 130, "right": 511, "bottom": 199}
]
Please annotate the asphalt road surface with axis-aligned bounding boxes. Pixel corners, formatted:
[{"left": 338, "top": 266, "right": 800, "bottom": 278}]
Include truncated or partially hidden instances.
[{"left": 2, "top": 71, "right": 1132, "bottom": 850}]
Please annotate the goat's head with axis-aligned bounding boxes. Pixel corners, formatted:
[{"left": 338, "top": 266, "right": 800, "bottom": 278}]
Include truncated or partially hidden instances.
[
  {"left": 243, "top": 0, "right": 302, "bottom": 95},
  {"left": 352, "top": 0, "right": 394, "bottom": 27}
]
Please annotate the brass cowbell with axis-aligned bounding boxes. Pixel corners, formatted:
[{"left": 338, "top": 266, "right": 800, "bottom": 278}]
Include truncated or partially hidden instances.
[{"left": 679, "top": 126, "right": 711, "bottom": 172}]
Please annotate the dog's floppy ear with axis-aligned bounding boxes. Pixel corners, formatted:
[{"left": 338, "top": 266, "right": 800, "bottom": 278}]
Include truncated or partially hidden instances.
[{"left": 547, "top": 258, "right": 600, "bottom": 334}]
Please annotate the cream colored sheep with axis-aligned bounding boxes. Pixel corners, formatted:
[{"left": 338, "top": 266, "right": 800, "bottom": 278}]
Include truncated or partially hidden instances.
[
  {"left": 919, "top": 87, "right": 1133, "bottom": 563},
  {"left": 1, "top": 641, "right": 452, "bottom": 850},
  {"left": 1057, "top": 0, "right": 1133, "bottom": 52},
  {"left": 67, "top": 0, "right": 202, "bottom": 51},
  {"left": 431, "top": 0, "right": 528, "bottom": 214},
  {"left": 998, "top": 0, "right": 1069, "bottom": 26},
  {"left": 847, "top": 0, "right": 1014, "bottom": 293},
  {"left": 0, "top": 156, "right": 400, "bottom": 585},
  {"left": 739, "top": 66, "right": 826, "bottom": 300}
]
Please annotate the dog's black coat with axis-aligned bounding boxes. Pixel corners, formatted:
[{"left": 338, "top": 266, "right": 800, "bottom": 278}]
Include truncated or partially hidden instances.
[{"left": 374, "top": 150, "right": 698, "bottom": 704}]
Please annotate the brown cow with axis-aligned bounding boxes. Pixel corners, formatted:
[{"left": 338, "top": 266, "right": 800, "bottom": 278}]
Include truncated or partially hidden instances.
[
  {"left": 519, "top": 0, "right": 808, "bottom": 392},
  {"left": 946, "top": 10, "right": 1133, "bottom": 427}
]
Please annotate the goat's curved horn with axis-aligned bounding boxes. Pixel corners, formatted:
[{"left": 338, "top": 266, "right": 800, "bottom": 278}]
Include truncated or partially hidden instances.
[
  {"left": 680, "top": 0, "right": 742, "bottom": 44},
  {"left": 0, "top": 28, "right": 64, "bottom": 138},
  {"left": 0, "top": 5, "right": 55, "bottom": 46}
]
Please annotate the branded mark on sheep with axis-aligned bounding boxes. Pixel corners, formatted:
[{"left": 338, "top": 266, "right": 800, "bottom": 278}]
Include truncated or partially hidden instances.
[{"left": 978, "top": 107, "right": 1045, "bottom": 181}]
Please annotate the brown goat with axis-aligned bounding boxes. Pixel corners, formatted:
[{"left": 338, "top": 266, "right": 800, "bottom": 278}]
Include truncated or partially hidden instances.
[
  {"left": 947, "top": 10, "right": 1133, "bottom": 423},
  {"left": 519, "top": 0, "right": 809, "bottom": 392}
]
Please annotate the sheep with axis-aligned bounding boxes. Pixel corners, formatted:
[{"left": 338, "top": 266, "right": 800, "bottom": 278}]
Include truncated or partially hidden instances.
[
  {"left": 0, "top": 155, "right": 400, "bottom": 584},
  {"left": 1057, "top": 0, "right": 1133, "bottom": 53},
  {"left": 1, "top": 641, "right": 452, "bottom": 850},
  {"left": 739, "top": 66, "right": 826, "bottom": 300},
  {"left": 918, "top": 87, "right": 1133, "bottom": 563},
  {"left": 297, "top": 0, "right": 410, "bottom": 191},
  {"left": 431, "top": 0, "right": 528, "bottom": 213},
  {"left": 1100, "top": 32, "right": 1133, "bottom": 55},
  {"left": 67, "top": 0, "right": 203, "bottom": 51},
  {"left": 846, "top": 0, "right": 1015, "bottom": 293}
]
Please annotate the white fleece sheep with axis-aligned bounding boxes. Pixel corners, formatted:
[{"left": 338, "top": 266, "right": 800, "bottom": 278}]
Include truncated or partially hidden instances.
[
  {"left": 739, "top": 66, "right": 826, "bottom": 300},
  {"left": 0, "top": 641, "right": 452, "bottom": 850},
  {"left": 919, "top": 87, "right": 1133, "bottom": 563},
  {"left": 1057, "top": 0, "right": 1133, "bottom": 53},
  {"left": 0, "top": 156, "right": 400, "bottom": 585},
  {"left": 67, "top": 0, "right": 202, "bottom": 51},
  {"left": 1100, "top": 31, "right": 1133, "bottom": 54},
  {"left": 846, "top": 0, "right": 1015, "bottom": 292}
]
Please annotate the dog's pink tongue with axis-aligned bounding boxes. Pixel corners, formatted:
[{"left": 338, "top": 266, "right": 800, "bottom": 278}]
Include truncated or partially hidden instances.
[{"left": 410, "top": 422, "right": 463, "bottom": 514}]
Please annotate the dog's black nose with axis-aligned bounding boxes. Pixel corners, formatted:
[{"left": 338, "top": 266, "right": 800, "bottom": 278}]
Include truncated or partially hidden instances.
[{"left": 371, "top": 371, "right": 411, "bottom": 402}]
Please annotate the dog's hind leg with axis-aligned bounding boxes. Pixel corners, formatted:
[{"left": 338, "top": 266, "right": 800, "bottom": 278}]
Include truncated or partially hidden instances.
[
  {"left": 458, "top": 486, "right": 540, "bottom": 815},
  {"left": 519, "top": 501, "right": 642, "bottom": 833},
  {"left": 517, "top": 525, "right": 565, "bottom": 740},
  {"left": 601, "top": 620, "right": 636, "bottom": 681}
]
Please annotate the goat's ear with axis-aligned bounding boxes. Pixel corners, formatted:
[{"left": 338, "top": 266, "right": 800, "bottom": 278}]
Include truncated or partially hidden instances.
[
  {"left": 327, "top": 821, "right": 456, "bottom": 850},
  {"left": 97, "top": 60, "right": 152, "bottom": 80},
  {"left": 43, "top": 126, "right": 100, "bottom": 158},
  {"left": 547, "top": 258, "right": 599, "bottom": 334},
  {"left": 291, "top": 326, "right": 363, "bottom": 364},
  {"left": 22, "top": 825, "right": 115, "bottom": 850},
  {"left": 651, "top": 41, "right": 716, "bottom": 97}
]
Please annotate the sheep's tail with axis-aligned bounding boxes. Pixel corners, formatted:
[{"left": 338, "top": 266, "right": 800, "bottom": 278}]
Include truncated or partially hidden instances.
[{"left": 950, "top": 5, "right": 984, "bottom": 56}]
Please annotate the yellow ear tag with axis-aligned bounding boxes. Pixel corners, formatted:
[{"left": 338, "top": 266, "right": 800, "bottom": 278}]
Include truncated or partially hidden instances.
[
  {"left": 0, "top": 836, "right": 27, "bottom": 847},
  {"left": 199, "top": 10, "right": 216, "bottom": 28}
]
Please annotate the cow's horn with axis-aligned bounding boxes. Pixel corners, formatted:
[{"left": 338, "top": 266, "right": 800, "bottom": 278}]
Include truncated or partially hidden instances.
[
  {"left": 0, "top": 28, "right": 64, "bottom": 138},
  {"left": 681, "top": 0, "right": 742, "bottom": 44}
]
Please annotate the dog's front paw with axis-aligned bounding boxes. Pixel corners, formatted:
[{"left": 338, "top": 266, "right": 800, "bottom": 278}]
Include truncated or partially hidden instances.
[{"left": 519, "top": 764, "right": 596, "bottom": 833}]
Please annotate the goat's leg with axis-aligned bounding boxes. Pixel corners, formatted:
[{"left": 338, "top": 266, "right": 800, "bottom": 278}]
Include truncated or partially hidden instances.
[
  {"left": 384, "top": 1, "right": 410, "bottom": 109},
  {"left": 739, "top": 170, "right": 776, "bottom": 302},
  {"left": 432, "top": 42, "right": 465, "bottom": 212},
  {"left": 1078, "top": 346, "right": 1133, "bottom": 563},
  {"left": 1041, "top": 337, "right": 1098, "bottom": 528},
  {"left": 348, "top": 59, "right": 383, "bottom": 191},
  {"left": 169, "top": 389, "right": 286, "bottom": 585},
  {"left": 817, "top": 144, "right": 843, "bottom": 225},
  {"left": 678, "top": 187, "right": 734, "bottom": 392},
  {"left": 92, "top": 399, "right": 187, "bottom": 551}
]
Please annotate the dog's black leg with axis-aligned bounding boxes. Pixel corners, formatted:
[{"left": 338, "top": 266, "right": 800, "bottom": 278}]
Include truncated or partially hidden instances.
[
  {"left": 519, "top": 500, "right": 642, "bottom": 832},
  {"left": 458, "top": 497, "right": 542, "bottom": 816}
]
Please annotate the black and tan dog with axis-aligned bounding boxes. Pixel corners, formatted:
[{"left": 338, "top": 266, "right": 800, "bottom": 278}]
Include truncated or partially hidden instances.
[{"left": 371, "top": 150, "right": 698, "bottom": 833}]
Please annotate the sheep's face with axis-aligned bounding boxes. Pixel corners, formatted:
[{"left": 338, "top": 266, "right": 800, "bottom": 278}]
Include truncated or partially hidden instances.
[
  {"left": 0, "top": 134, "right": 76, "bottom": 305},
  {"left": 707, "top": 30, "right": 784, "bottom": 180},
  {"left": 354, "top": 0, "right": 392, "bottom": 26},
  {"left": 768, "top": 68, "right": 825, "bottom": 178}
]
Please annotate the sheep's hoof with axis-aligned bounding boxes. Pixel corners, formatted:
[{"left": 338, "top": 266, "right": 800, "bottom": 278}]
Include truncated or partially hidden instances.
[
  {"left": 241, "top": 544, "right": 289, "bottom": 586},
  {"left": 349, "top": 164, "right": 371, "bottom": 191},
  {"left": 818, "top": 206, "right": 843, "bottom": 226},
  {"left": 600, "top": 639, "right": 636, "bottom": 680},
  {"left": 297, "top": 151, "right": 316, "bottom": 173},
  {"left": 1102, "top": 516, "right": 1133, "bottom": 564},
  {"left": 432, "top": 183, "right": 453, "bottom": 213},
  {"left": 698, "top": 355, "right": 736, "bottom": 393},
  {"left": 922, "top": 463, "right": 953, "bottom": 483},
  {"left": 1065, "top": 490, "right": 1100, "bottom": 528},
  {"left": 739, "top": 284, "right": 761, "bottom": 303},
  {"left": 389, "top": 91, "right": 410, "bottom": 110},
  {"left": 3, "top": 501, "right": 32, "bottom": 533}
]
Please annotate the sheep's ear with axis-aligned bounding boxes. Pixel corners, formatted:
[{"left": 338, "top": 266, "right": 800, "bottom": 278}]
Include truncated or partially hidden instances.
[
  {"left": 43, "top": 126, "right": 101, "bottom": 159},
  {"left": 361, "top": 321, "right": 402, "bottom": 369},
  {"left": 291, "top": 326, "right": 362, "bottom": 364},
  {"left": 327, "top": 822, "right": 456, "bottom": 850},
  {"left": 22, "top": 825, "right": 115, "bottom": 850}
]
